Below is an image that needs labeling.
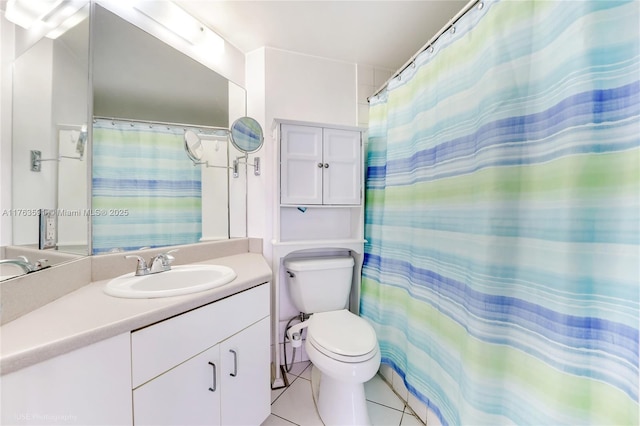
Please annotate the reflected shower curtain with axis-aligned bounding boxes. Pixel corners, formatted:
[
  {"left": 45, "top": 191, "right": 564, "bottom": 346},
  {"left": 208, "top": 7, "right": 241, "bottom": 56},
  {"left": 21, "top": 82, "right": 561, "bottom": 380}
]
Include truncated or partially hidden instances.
[
  {"left": 92, "top": 119, "right": 202, "bottom": 254},
  {"left": 361, "top": 1, "right": 639, "bottom": 425}
]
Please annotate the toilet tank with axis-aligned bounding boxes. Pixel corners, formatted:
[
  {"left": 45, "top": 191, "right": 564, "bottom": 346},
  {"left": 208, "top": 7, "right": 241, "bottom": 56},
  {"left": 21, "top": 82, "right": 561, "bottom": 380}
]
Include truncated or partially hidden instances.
[{"left": 284, "top": 256, "right": 355, "bottom": 314}]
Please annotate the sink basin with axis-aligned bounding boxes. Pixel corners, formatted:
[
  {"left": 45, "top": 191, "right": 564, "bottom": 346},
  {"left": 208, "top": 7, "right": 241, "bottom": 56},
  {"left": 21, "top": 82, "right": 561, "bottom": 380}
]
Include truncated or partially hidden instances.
[{"left": 104, "top": 265, "right": 237, "bottom": 298}]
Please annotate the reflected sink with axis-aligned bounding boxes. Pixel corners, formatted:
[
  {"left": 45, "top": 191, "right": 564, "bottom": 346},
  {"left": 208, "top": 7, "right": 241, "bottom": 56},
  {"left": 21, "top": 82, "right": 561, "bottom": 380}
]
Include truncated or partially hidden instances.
[{"left": 104, "top": 265, "right": 237, "bottom": 298}]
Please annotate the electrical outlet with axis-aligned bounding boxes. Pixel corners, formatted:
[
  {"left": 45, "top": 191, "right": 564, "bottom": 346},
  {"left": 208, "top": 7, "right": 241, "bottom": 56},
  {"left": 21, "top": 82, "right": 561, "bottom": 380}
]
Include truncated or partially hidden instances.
[{"left": 39, "top": 209, "right": 57, "bottom": 249}]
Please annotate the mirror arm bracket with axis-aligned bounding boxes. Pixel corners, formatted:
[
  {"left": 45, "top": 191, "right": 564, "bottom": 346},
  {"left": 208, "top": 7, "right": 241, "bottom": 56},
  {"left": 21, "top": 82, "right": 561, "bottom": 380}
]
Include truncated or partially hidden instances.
[
  {"left": 233, "top": 156, "right": 260, "bottom": 177},
  {"left": 30, "top": 150, "right": 83, "bottom": 172},
  {"left": 190, "top": 160, "right": 243, "bottom": 176}
]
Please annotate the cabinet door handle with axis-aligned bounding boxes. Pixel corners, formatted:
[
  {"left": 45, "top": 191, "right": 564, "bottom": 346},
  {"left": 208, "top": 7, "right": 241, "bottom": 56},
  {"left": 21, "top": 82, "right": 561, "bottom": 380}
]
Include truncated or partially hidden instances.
[
  {"left": 317, "top": 163, "right": 324, "bottom": 168},
  {"left": 208, "top": 362, "right": 217, "bottom": 392},
  {"left": 323, "top": 163, "right": 329, "bottom": 168},
  {"left": 229, "top": 349, "right": 238, "bottom": 377}
]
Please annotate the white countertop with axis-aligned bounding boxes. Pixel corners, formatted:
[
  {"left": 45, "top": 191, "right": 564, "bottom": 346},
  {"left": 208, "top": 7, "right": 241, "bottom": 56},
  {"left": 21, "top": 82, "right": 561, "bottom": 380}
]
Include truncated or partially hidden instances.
[{"left": 0, "top": 253, "right": 271, "bottom": 375}]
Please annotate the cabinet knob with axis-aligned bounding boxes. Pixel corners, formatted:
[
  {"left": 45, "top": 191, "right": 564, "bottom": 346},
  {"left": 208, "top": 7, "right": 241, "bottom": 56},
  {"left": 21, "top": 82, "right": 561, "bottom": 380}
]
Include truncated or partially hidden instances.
[
  {"left": 323, "top": 163, "right": 329, "bottom": 168},
  {"left": 317, "top": 163, "right": 323, "bottom": 168}
]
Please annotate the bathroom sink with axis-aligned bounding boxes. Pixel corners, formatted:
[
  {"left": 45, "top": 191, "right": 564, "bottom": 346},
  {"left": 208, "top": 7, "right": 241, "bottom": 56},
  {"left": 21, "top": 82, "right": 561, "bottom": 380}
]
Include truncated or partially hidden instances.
[{"left": 104, "top": 265, "right": 237, "bottom": 298}]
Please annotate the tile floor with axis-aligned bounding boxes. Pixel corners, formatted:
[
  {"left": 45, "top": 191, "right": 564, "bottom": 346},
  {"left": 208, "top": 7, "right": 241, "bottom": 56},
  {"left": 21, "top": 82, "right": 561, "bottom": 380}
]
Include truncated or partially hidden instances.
[{"left": 262, "top": 362, "right": 424, "bottom": 426}]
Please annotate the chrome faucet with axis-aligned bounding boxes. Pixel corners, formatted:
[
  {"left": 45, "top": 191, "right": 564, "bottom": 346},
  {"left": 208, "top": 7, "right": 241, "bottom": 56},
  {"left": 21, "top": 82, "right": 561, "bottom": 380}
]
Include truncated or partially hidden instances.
[
  {"left": 149, "top": 250, "right": 177, "bottom": 274},
  {"left": 0, "top": 256, "right": 49, "bottom": 274},
  {"left": 125, "top": 255, "right": 150, "bottom": 276},
  {"left": 125, "top": 250, "right": 177, "bottom": 276}
]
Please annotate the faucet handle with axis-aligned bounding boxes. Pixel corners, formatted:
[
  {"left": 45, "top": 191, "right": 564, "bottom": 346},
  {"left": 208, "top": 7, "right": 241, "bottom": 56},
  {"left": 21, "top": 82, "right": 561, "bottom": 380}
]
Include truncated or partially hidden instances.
[
  {"left": 164, "top": 249, "right": 178, "bottom": 264},
  {"left": 149, "top": 250, "right": 177, "bottom": 273},
  {"left": 125, "top": 255, "right": 149, "bottom": 276},
  {"left": 34, "top": 259, "right": 50, "bottom": 270}
]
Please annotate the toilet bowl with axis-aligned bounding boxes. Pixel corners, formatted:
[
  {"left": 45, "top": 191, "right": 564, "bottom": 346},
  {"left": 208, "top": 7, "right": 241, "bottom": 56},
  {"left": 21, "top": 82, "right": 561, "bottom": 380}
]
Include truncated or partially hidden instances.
[
  {"left": 284, "top": 257, "right": 381, "bottom": 425},
  {"left": 305, "top": 310, "right": 381, "bottom": 425}
]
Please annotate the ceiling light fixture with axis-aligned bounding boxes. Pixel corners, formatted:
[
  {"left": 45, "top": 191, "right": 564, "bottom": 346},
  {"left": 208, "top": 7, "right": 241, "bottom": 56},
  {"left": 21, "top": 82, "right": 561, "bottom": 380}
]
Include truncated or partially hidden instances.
[
  {"left": 5, "top": 0, "right": 63, "bottom": 29},
  {"left": 132, "top": 1, "right": 224, "bottom": 55},
  {"left": 44, "top": 3, "right": 89, "bottom": 39},
  {"left": 5, "top": 0, "right": 88, "bottom": 39}
]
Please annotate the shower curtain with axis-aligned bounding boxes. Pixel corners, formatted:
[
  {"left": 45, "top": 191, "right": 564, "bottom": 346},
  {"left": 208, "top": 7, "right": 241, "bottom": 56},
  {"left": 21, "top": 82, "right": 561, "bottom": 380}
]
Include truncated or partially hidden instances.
[
  {"left": 361, "top": 1, "right": 639, "bottom": 425},
  {"left": 92, "top": 119, "right": 202, "bottom": 254}
]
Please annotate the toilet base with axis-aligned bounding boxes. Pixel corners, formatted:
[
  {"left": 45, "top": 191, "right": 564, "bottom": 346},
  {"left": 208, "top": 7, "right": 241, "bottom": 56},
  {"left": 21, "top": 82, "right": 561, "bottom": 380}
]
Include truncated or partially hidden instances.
[{"left": 311, "top": 365, "right": 372, "bottom": 426}]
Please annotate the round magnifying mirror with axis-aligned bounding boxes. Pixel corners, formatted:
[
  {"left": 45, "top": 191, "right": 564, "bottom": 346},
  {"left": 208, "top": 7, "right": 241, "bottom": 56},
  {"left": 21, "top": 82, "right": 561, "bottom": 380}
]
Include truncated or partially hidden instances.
[
  {"left": 184, "top": 129, "right": 204, "bottom": 162},
  {"left": 229, "top": 117, "right": 264, "bottom": 153}
]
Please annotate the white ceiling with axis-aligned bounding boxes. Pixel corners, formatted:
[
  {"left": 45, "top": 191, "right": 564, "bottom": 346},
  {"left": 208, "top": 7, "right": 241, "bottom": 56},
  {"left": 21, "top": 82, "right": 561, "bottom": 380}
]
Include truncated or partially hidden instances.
[{"left": 176, "top": 1, "right": 470, "bottom": 72}]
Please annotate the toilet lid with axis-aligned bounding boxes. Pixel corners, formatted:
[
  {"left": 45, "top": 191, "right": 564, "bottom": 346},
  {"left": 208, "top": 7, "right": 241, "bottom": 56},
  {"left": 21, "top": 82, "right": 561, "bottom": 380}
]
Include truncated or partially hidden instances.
[{"left": 308, "top": 310, "right": 377, "bottom": 357}]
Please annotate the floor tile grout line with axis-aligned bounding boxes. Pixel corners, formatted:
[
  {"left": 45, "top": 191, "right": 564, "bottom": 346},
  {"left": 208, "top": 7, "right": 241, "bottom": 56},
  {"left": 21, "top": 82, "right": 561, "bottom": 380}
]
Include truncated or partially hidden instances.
[
  {"left": 401, "top": 404, "right": 426, "bottom": 426},
  {"left": 270, "top": 370, "right": 312, "bottom": 407},
  {"left": 366, "top": 398, "right": 406, "bottom": 413},
  {"left": 270, "top": 412, "right": 301, "bottom": 426},
  {"left": 270, "top": 378, "right": 295, "bottom": 406},
  {"left": 273, "top": 362, "right": 417, "bottom": 426}
]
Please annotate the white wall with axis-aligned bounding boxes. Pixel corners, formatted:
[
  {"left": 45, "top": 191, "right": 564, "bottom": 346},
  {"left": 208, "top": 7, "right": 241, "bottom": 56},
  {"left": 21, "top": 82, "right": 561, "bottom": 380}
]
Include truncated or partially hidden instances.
[
  {"left": 356, "top": 64, "right": 393, "bottom": 128},
  {"left": 228, "top": 81, "right": 248, "bottom": 239},
  {"left": 246, "top": 47, "right": 362, "bottom": 365},
  {"left": 1, "top": 15, "right": 14, "bottom": 246},
  {"left": 246, "top": 47, "right": 358, "bottom": 245},
  {"left": 12, "top": 38, "right": 56, "bottom": 245},
  {"left": 53, "top": 34, "right": 90, "bottom": 249}
]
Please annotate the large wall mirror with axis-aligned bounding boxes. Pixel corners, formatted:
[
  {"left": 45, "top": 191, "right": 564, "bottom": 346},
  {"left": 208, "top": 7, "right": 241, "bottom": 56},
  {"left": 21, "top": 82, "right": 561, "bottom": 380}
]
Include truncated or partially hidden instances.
[{"left": 6, "top": 1, "right": 247, "bottom": 277}]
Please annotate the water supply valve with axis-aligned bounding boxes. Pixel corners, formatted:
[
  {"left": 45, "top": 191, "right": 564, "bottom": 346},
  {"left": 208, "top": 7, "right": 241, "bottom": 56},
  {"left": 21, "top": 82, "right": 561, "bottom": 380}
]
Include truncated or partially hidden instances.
[
  {"left": 291, "top": 332, "right": 302, "bottom": 348},
  {"left": 286, "top": 318, "right": 310, "bottom": 349}
]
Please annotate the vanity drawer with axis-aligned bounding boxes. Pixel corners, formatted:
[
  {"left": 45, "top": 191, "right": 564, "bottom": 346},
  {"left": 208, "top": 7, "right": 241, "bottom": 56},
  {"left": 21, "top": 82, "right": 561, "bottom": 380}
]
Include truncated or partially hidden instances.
[{"left": 131, "top": 283, "right": 269, "bottom": 388}]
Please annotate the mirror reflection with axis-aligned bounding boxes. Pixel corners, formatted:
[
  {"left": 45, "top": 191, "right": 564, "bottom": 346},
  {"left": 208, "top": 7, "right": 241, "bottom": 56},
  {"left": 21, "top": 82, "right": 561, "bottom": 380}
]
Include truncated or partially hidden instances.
[
  {"left": 184, "top": 130, "right": 205, "bottom": 163},
  {"left": 183, "top": 118, "right": 264, "bottom": 168},
  {"left": 183, "top": 128, "right": 230, "bottom": 165},
  {"left": 230, "top": 117, "right": 265, "bottom": 153},
  {"left": 10, "top": 4, "right": 91, "bottom": 257},
  {"left": 6, "top": 1, "right": 247, "bottom": 278}
]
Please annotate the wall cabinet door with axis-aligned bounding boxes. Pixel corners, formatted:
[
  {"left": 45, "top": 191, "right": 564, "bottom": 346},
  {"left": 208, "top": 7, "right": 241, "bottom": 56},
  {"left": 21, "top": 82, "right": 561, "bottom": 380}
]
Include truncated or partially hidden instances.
[
  {"left": 281, "top": 124, "right": 323, "bottom": 205},
  {"left": 281, "top": 124, "right": 361, "bottom": 205},
  {"left": 322, "top": 128, "right": 361, "bottom": 205},
  {"left": 133, "top": 345, "right": 221, "bottom": 426},
  {"left": 220, "top": 316, "right": 271, "bottom": 426}
]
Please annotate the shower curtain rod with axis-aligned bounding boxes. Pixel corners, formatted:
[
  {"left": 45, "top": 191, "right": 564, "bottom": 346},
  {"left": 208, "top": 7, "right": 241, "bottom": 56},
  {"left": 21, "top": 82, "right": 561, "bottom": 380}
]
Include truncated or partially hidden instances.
[
  {"left": 93, "top": 115, "right": 229, "bottom": 133},
  {"left": 368, "top": 0, "right": 480, "bottom": 101}
]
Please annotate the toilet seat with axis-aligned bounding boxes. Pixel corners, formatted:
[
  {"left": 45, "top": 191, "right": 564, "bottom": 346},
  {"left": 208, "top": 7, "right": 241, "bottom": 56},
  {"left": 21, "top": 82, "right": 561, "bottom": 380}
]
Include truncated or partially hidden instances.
[{"left": 307, "top": 310, "right": 378, "bottom": 363}]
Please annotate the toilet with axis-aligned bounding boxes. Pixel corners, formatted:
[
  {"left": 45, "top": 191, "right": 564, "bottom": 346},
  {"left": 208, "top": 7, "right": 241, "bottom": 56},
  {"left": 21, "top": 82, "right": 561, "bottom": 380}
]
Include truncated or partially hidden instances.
[{"left": 284, "top": 256, "right": 380, "bottom": 426}]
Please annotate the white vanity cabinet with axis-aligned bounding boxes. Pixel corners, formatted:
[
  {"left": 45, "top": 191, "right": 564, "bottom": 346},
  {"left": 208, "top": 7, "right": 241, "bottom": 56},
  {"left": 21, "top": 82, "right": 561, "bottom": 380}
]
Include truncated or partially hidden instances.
[
  {"left": 131, "top": 283, "right": 271, "bottom": 426},
  {"left": 1, "top": 333, "right": 132, "bottom": 426},
  {"left": 280, "top": 123, "right": 362, "bottom": 205}
]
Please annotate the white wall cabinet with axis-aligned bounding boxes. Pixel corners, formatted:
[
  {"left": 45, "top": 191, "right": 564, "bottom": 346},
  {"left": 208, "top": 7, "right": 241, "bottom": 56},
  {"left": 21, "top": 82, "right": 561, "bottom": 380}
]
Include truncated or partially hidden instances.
[
  {"left": 270, "top": 119, "right": 366, "bottom": 388},
  {"left": 281, "top": 123, "right": 361, "bottom": 205},
  {"left": 132, "top": 284, "right": 270, "bottom": 426}
]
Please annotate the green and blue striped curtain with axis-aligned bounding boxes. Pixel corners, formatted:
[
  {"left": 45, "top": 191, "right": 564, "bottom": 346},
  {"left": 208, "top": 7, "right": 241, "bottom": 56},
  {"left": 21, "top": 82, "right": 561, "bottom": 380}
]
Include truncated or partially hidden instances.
[
  {"left": 92, "top": 119, "right": 202, "bottom": 254},
  {"left": 362, "top": 1, "right": 639, "bottom": 424}
]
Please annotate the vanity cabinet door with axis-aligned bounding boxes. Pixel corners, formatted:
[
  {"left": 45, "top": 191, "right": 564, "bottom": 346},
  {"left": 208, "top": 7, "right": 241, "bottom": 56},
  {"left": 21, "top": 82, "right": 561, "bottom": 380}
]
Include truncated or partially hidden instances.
[
  {"left": 131, "top": 284, "right": 270, "bottom": 426},
  {"left": 133, "top": 317, "right": 271, "bottom": 426},
  {"left": 1, "top": 333, "right": 131, "bottom": 426},
  {"left": 133, "top": 345, "right": 221, "bottom": 426},
  {"left": 220, "top": 316, "right": 271, "bottom": 426}
]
